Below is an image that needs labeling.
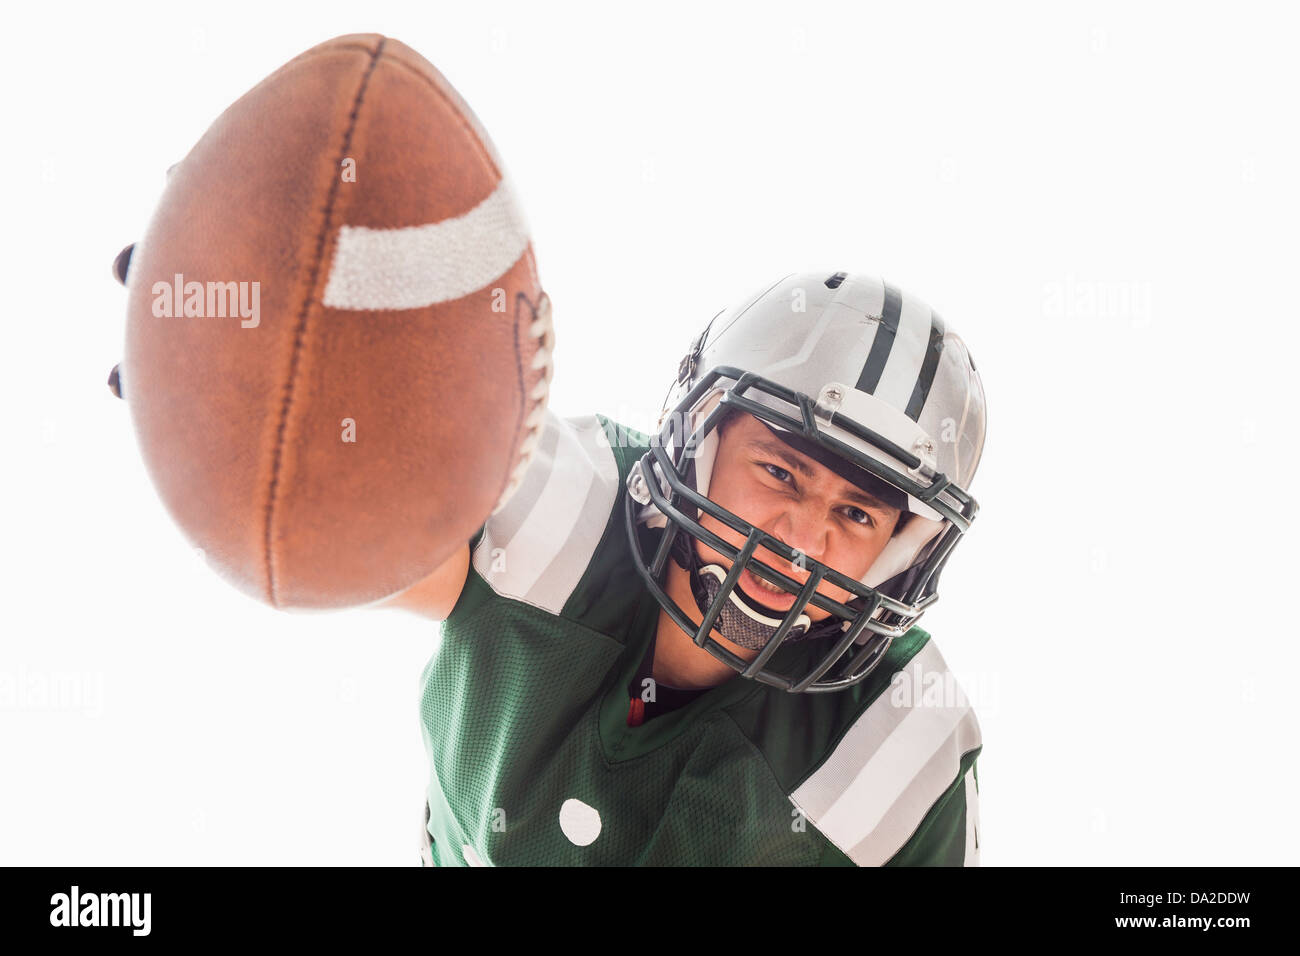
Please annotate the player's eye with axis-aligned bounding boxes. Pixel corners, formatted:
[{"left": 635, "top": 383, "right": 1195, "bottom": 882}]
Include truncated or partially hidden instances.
[
  {"left": 760, "top": 462, "right": 793, "bottom": 483},
  {"left": 842, "top": 506, "right": 875, "bottom": 528}
]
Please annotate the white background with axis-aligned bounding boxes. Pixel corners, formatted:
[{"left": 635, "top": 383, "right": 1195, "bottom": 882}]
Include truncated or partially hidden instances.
[{"left": 2, "top": 0, "right": 1297, "bottom": 866}]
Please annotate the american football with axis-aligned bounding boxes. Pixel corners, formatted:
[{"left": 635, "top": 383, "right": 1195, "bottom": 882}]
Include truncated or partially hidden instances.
[{"left": 116, "top": 33, "right": 553, "bottom": 609}]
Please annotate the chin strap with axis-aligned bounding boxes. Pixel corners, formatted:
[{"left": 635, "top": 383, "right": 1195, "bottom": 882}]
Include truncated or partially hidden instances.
[{"left": 671, "top": 530, "right": 855, "bottom": 650}]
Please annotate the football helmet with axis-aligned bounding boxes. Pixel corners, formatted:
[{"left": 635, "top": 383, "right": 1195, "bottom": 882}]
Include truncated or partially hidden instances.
[{"left": 624, "top": 271, "right": 986, "bottom": 693}]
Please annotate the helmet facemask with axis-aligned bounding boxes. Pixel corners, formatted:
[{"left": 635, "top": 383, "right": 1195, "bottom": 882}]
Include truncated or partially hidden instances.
[{"left": 625, "top": 366, "right": 978, "bottom": 693}]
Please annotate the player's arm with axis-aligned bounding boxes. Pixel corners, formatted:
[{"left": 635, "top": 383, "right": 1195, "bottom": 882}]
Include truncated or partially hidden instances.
[{"left": 374, "top": 543, "right": 470, "bottom": 622}]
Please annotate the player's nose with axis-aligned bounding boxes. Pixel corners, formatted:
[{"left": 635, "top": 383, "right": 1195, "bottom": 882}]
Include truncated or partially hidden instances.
[{"left": 769, "top": 506, "right": 828, "bottom": 571}]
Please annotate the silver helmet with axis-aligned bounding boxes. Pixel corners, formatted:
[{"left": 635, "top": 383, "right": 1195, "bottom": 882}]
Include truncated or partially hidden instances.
[{"left": 624, "top": 270, "right": 987, "bottom": 692}]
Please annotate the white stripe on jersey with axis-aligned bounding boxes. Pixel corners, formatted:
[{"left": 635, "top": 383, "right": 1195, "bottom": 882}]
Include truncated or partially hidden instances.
[
  {"left": 963, "top": 765, "right": 980, "bottom": 867},
  {"left": 471, "top": 409, "right": 621, "bottom": 615},
  {"left": 321, "top": 178, "right": 530, "bottom": 311},
  {"left": 790, "top": 639, "right": 982, "bottom": 866}
]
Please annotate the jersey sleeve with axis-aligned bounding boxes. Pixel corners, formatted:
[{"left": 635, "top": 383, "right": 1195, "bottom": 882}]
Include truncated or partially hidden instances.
[
  {"left": 464, "top": 407, "right": 623, "bottom": 616},
  {"left": 786, "top": 635, "right": 984, "bottom": 866},
  {"left": 884, "top": 755, "right": 981, "bottom": 866}
]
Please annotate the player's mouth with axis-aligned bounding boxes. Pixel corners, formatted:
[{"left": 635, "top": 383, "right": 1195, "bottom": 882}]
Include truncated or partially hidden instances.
[{"left": 739, "top": 567, "right": 800, "bottom": 612}]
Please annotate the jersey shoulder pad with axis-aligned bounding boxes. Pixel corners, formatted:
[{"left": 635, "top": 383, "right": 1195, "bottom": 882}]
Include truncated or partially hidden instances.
[
  {"left": 790, "top": 633, "right": 982, "bottom": 866},
  {"left": 469, "top": 408, "right": 623, "bottom": 615}
]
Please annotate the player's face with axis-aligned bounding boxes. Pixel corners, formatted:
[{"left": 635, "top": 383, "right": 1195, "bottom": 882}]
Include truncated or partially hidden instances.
[{"left": 693, "top": 412, "right": 901, "bottom": 621}]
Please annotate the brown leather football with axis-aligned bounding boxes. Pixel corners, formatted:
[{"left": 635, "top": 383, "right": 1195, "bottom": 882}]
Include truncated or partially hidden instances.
[{"left": 118, "top": 33, "right": 553, "bottom": 609}]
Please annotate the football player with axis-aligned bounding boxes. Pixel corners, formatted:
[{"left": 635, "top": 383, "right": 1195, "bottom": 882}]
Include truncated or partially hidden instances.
[{"left": 384, "top": 270, "right": 988, "bottom": 866}]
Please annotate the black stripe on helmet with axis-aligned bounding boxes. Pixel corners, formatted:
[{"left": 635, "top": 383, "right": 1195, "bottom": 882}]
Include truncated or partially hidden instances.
[
  {"left": 854, "top": 281, "right": 902, "bottom": 395},
  {"left": 904, "top": 310, "right": 946, "bottom": 421}
]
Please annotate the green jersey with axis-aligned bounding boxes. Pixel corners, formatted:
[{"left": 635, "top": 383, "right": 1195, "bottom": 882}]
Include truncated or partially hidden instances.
[{"left": 418, "top": 410, "right": 981, "bottom": 866}]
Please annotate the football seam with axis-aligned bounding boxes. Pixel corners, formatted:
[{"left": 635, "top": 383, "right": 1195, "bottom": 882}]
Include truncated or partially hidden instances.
[
  {"left": 259, "top": 38, "right": 384, "bottom": 91},
  {"left": 262, "top": 36, "right": 387, "bottom": 608}
]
